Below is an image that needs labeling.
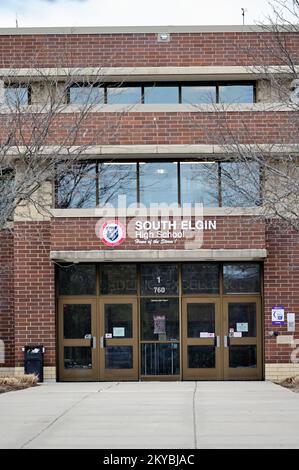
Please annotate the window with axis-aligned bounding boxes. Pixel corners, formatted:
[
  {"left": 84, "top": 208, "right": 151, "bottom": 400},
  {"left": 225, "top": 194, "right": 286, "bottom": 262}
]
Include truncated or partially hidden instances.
[
  {"left": 99, "top": 162, "right": 137, "bottom": 207},
  {"left": 223, "top": 263, "right": 261, "bottom": 293},
  {"left": 56, "top": 162, "right": 97, "bottom": 208},
  {"left": 107, "top": 86, "right": 141, "bottom": 104},
  {"left": 180, "top": 162, "right": 218, "bottom": 207},
  {"left": 144, "top": 85, "right": 179, "bottom": 104},
  {"left": 56, "top": 160, "right": 261, "bottom": 209},
  {"left": 58, "top": 264, "right": 96, "bottom": 295},
  {"left": 4, "top": 85, "right": 30, "bottom": 106},
  {"left": 139, "top": 162, "right": 178, "bottom": 205},
  {"left": 140, "top": 264, "right": 179, "bottom": 296},
  {"left": 68, "top": 82, "right": 255, "bottom": 105},
  {"left": 100, "top": 264, "right": 137, "bottom": 295},
  {"left": 219, "top": 85, "right": 254, "bottom": 104},
  {"left": 181, "top": 85, "right": 216, "bottom": 104},
  {"left": 221, "top": 162, "right": 261, "bottom": 207},
  {"left": 182, "top": 263, "right": 220, "bottom": 294},
  {"left": 69, "top": 85, "right": 104, "bottom": 105}
]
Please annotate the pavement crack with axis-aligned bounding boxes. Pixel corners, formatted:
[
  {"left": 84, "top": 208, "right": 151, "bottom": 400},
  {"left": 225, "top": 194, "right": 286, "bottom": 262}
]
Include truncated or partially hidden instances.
[
  {"left": 20, "top": 393, "right": 90, "bottom": 449},
  {"left": 192, "top": 381, "right": 198, "bottom": 449}
]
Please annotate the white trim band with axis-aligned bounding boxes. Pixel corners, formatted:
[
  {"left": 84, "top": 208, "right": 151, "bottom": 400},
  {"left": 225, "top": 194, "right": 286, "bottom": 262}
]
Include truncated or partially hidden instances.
[{"left": 50, "top": 249, "right": 267, "bottom": 262}]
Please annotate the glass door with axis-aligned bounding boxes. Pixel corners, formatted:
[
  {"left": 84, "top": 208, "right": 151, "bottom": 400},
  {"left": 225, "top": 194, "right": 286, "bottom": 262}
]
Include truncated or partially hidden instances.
[
  {"left": 182, "top": 298, "right": 222, "bottom": 380},
  {"left": 99, "top": 299, "right": 138, "bottom": 380},
  {"left": 58, "top": 298, "right": 98, "bottom": 381},
  {"left": 222, "top": 297, "right": 262, "bottom": 380}
]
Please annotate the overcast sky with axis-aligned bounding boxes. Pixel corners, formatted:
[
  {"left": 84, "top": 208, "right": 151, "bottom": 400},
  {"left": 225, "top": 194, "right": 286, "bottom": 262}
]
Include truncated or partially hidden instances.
[{"left": 0, "top": 0, "right": 281, "bottom": 28}]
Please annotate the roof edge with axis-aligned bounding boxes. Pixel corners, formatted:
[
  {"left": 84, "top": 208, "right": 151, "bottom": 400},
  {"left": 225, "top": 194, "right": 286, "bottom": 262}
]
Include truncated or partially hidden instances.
[{"left": 0, "top": 25, "right": 297, "bottom": 35}]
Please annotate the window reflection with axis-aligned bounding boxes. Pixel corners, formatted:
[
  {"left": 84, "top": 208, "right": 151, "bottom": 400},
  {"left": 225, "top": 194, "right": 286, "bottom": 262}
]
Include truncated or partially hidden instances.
[
  {"left": 139, "top": 162, "right": 178, "bottom": 205},
  {"left": 219, "top": 85, "right": 254, "bottom": 104},
  {"left": 5, "top": 86, "right": 29, "bottom": 106},
  {"left": 223, "top": 263, "right": 261, "bottom": 293},
  {"left": 69, "top": 85, "right": 104, "bottom": 105},
  {"left": 144, "top": 86, "right": 179, "bottom": 104},
  {"left": 99, "top": 163, "right": 137, "bottom": 207},
  {"left": 107, "top": 86, "right": 141, "bottom": 104},
  {"left": 181, "top": 86, "right": 216, "bottom": 104},
  {"left": 221, "top": 162, "right": 261, "bottom": 207},
  {"left": 180, "top": 162, "right": 218, "bottom": 206},
  {"left": 56, "top": 162, "right": 97, "bottom": 208}
]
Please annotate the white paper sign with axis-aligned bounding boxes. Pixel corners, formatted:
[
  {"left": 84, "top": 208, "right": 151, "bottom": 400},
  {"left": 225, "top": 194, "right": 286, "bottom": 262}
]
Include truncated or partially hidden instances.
[
  {"left": 287, "top": 313, "right": 295, "bottom": 332},
  {"left": 236, "top": 323, "right": 248, "bottom": 332},
  {"left": 113, "top": 327, "right": 125, "bottom": 337},
  {"left": 200, "top": 332, "right": 215, "bottom": 338},
  {"left": 272, "top": 306, "right": 285, "bottom": 325},
  {"left": 105, "top": 333, "right": 112, "bottom": 339},
  {"left": 233, "top": 332, "right": 242, "bottom": 338}
]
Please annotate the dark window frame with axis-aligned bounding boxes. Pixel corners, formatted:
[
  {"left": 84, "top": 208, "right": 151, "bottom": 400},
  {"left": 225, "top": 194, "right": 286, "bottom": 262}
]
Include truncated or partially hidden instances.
[
  {"left": 55, "top": 158, "right": 262, "bottom": 209},
  {"left": 67, "top": 81, "right": 256, "bottom": 105}
]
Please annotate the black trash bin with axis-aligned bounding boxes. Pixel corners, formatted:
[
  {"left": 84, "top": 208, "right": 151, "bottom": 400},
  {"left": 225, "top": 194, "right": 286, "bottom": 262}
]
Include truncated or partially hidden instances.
[{"left": 23, "top": 346, "right": 44, "bottom": 382}]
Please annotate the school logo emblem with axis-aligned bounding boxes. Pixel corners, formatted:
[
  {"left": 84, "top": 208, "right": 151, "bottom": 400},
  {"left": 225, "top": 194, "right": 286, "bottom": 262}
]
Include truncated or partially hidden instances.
[{"left": 100, "top": 220, "right": 126, "bottom": 247}]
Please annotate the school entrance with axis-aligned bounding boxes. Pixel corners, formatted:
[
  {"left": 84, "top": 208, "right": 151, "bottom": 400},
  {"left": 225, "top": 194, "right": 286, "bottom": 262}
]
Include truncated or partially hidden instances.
[{"left": 57, "top": 262, "right": 263, "bottom": 381}]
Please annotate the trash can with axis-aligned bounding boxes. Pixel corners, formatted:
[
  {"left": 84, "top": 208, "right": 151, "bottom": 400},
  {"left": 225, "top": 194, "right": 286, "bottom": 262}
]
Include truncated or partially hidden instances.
[{"left": 23, "top": 346, "right": 44, "bottom": 382}]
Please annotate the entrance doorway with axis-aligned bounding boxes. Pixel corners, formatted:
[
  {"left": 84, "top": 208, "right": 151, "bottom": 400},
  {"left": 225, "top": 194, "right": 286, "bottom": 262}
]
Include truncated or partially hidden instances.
[
  {"left": 182, "top": 297, "right": 262, "bottom": 380},
  {"left": 57, "top": 262, "right": 263, "bottom": 381}
]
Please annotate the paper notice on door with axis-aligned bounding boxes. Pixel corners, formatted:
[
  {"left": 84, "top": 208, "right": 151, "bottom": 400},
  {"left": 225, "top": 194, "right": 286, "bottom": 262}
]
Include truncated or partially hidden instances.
[
  {"left": 233, "top": 332, "right": 242, "bottom": 337},
  {"left": 236, "top": 323, "right": 248, "bottom": 332},
  {"left": 200, "top": 332, "right": 215, "bottom": 338},
  {"left": 105, "top": 333, "right": 113, "bottom": 339},
  {"left": 113, "top": 327, "right": 125, "bottom": 337},
  {"left": 154, "top": 315, "right": 166, "bottom": 335}
]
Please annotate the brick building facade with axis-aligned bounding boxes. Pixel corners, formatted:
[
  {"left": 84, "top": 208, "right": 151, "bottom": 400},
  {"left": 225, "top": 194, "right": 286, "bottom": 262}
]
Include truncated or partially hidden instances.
[{"left": 0, "top": 26, "right": 298, "bottom": 382}]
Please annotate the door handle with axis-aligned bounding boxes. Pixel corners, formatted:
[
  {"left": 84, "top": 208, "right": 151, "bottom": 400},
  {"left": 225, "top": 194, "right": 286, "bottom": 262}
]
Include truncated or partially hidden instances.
[
  {"left": 92, "top": 336, "right": 96, "bottom": 349},
  {"left": 100, "top": 336, "right": 107, "bottom": 349},
  {"left": 214, "top": 335, "right": 220, "bottom": 348},
  {"left": 224, "top": 335, "right": 230, "bottom": 348}
]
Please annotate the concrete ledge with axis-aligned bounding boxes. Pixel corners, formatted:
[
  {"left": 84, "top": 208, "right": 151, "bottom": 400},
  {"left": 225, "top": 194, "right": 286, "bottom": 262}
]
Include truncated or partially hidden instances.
[{"left": 50, "top": 248, "right": 267, "bottom": 262}]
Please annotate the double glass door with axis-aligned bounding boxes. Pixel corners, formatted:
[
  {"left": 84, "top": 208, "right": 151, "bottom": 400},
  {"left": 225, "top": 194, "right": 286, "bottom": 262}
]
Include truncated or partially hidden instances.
[
  {"left": 58, "top": 298, "right": 138, "bottom": 381},
  {"left": 182, "top": 297, "right": 262, "bottom": 380}
]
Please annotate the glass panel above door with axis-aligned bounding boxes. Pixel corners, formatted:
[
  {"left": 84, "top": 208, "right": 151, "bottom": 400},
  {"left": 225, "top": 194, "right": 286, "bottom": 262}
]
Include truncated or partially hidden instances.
[
  {"left": 223, "top": 263, "right": 261, "bottom": 293},
  {"left": 58, "top": 264, "right": 96, "bottom": 296},
  {"left": 140, "top": 263, "right": 179, "bottom": 296},
  {"left": 100, "top": 264, "right": 137, "bottom": 295},
  {"left": 182, "top": 263, "right": 220, "bottom": 294}
]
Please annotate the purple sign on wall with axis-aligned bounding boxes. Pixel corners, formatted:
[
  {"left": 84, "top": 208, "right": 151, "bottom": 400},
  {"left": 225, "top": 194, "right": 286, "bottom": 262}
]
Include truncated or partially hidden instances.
[{"left": 272, "top": 306, "right": 285, "bottom": 325}]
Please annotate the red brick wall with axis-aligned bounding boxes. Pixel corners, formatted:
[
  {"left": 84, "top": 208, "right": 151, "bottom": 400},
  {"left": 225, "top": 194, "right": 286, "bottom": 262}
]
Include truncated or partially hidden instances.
[
  {"left": 0, "top": 32, "right": 298, "bottom": 68},
  {"left": 264, "top": 222, "right": 299, "bottom": 364},
  {"left": 13, "top": 222, "right": 55, "bottom": 368},
  {"left": 0, "top": 229, "right": 14, "bottom": 367},
  {"left": 0, "top": 112, "right": 298, "bottom": 146},
  {"left": 51, "top": 216, "right": 266, "bottom": 251}
]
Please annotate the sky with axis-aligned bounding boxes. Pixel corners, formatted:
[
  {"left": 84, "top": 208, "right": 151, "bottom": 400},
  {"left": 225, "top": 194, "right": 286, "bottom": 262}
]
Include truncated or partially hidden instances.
[{"left": 0, "top": 0, "right": 284, "bottom": 28}]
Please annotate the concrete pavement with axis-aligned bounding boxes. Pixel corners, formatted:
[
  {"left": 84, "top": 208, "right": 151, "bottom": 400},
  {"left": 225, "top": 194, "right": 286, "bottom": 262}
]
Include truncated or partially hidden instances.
[{"left": 0, "top": 381, "right": 298, "bottom": 449}]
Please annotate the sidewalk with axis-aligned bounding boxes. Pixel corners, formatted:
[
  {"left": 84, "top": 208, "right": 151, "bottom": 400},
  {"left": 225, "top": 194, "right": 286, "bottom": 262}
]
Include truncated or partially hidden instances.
[{"left": 0, "top": 381, "right": 298, "bottom": 449}]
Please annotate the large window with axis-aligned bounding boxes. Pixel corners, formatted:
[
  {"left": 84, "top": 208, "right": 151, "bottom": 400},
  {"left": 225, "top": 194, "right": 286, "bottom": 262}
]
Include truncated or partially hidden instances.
[
  {"left": 4, "top": 85, "right": 30, "bottom": 106},
  {"left": 56, "top": 160, "right": 261, "bottom": 209},
  {"left": 68, "top": 82, "right": 255, "bottom": 105}
]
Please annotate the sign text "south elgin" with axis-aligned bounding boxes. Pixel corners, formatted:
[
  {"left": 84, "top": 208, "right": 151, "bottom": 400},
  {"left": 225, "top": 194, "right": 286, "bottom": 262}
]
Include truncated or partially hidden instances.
[{"left": 135, "top": 219, "right": 216, "bottom": 231}]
